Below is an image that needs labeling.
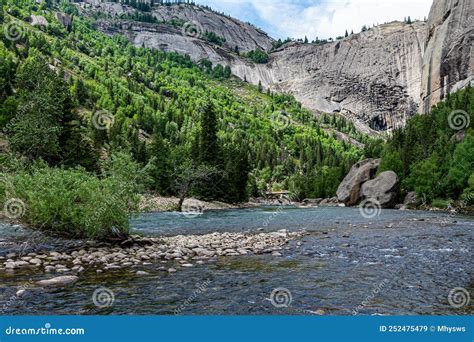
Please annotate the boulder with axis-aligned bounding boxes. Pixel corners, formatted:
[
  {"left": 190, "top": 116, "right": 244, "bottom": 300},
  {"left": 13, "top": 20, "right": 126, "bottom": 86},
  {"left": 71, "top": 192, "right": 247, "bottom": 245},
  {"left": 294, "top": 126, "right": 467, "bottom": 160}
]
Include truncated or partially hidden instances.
[
  {"left": 400, "top": 191, "right": 420, "bottom": 210},
  {"left": 336, "top": 159, "right": 380, "bottom": 205},
  {"left": 36, "top": 276, "right": 79, "bottom": 287},
  {"left": 360, "top": 171, "right": 399, "bottom": 208},
  {"left": 56, "top": 12, "right": 73, "bottom": 31},
  {"left": 29, "top": 15, "right": 48, "bottom": 27}
]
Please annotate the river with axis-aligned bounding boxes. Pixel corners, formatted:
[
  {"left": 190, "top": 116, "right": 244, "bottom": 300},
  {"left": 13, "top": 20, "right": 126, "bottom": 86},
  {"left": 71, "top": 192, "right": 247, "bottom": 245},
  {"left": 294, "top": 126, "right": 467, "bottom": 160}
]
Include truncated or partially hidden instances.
[{"left": 0, "top": 207, "right": 473, "bottom": 315}]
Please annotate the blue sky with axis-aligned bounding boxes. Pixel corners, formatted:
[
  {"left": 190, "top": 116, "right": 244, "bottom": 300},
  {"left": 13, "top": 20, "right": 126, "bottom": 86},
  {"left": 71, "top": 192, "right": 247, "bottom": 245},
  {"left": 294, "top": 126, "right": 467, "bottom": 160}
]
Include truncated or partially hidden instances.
[{"left": 195, "top": 0, "right": 433, "bottom": 40}]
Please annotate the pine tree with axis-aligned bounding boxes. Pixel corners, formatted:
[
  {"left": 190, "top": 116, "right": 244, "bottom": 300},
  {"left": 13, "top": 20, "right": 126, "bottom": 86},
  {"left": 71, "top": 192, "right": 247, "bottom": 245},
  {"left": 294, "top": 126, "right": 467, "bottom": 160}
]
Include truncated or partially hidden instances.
[
  {"left": 0, "top": 0, "right": 4, "bottom": 24},
  {"left": 149, "top": 133, "right": 172, "bottom": 193},
  {"left": 199, "top": 100, "right": 219, "bottom": 166},
  {"left": 345, "top": 30, "right": 348, "bottom": 37},
  {"left": 197, "top": 99, "right": 223, "bottom": 200}
]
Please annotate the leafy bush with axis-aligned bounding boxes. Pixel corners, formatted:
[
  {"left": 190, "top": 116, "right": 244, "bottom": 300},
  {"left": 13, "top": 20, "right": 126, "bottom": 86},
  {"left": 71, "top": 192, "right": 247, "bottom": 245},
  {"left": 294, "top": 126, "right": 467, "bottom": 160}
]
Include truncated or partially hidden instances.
[
  {"left": 246, "top": 49, "right": 269, "bottom": 63},
  {"left": 0, "top": 154, "right": 144, "bottom": 240},
  {"left": 431, "top": 198, "right": 452, "bottom": 209}
]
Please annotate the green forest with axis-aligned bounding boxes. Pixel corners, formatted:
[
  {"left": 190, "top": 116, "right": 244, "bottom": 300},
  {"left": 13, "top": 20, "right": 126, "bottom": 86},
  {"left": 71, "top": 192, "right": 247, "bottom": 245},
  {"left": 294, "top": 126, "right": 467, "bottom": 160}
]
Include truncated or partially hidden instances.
[
  {"left": 0, "top": 0, "right": 365, "bottom": 239},
  {"left": 378, "top": 86, "right": 474, "bottom": 208},
  {"left": 0, "top": 0, "right": 472, "bottom": 241}
]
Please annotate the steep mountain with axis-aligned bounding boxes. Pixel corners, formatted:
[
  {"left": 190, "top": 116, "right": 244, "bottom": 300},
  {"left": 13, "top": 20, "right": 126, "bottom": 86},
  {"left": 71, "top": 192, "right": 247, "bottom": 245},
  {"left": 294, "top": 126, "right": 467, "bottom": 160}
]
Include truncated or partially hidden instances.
[
  {"left": 421, "top": 0, "right": 474, "bottom": 112},
  {"left": 85, "top": 0, "right": 473, "bottom": 133}
]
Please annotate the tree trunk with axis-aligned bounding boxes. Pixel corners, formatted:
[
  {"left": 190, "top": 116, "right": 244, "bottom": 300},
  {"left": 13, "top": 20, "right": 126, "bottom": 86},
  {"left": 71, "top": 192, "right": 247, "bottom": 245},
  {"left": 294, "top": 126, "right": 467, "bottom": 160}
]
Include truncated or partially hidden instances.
[{"left": 177, "top": 181, "right": 191, "bottom": 212}]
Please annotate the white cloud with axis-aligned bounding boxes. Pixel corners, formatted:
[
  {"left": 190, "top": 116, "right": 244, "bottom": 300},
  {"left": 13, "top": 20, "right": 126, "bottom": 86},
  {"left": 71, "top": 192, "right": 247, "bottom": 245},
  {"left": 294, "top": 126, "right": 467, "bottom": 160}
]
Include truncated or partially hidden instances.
[{"left": 196, "top": 0, "right": 433, "bottom": 40}]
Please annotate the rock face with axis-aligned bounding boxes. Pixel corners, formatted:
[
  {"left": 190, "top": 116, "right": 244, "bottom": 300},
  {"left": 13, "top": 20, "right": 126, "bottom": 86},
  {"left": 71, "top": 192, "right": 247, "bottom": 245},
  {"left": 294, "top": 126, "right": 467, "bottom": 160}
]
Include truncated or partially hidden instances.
[
  {"left": 420, "top": 0, "right": 474, "bottom": 112},
  {"left": 360, "top": 171, "right": 399, "bottom": 208},
  {"left": 88, "top": 2, "right": 273, "bottom": 54},
  {"left": 336, "top": 159, "right": 380, "bottom": 206},
  {"left": 233, "top": 23, "right": 427, "bottom": 134},
  {"left": 83, "top": 0, "right": 473, "bottom": 133}
]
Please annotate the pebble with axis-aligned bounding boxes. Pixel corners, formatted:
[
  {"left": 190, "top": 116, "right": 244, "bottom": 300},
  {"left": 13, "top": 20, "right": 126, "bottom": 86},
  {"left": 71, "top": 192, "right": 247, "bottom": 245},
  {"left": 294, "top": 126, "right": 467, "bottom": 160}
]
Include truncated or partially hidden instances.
[
  {"left": 1, "top": 231, "right": 305, "bottom": 277},
  {"left": 29, "top": 258, "right": 42, "bottom": 265},
  {"left": 136, "top": 271, "right": 150, "bottom": 276}
]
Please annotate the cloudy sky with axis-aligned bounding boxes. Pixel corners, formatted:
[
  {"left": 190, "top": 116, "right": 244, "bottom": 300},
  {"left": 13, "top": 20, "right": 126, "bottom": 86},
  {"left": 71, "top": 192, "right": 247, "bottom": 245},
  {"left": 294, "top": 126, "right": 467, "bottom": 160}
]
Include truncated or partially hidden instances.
[{"left": 195, "top": 0, "right": 433, "bottom": 40}]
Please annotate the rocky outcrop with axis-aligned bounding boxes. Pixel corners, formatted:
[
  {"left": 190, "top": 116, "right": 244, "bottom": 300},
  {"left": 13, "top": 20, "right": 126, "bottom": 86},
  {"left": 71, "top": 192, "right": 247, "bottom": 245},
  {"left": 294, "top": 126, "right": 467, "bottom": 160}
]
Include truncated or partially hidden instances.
[
  {"left": 421, "top": 0, "right": 474, "bottom": 112},
  {"left": 82, "top": 0, "right": 473, "bottom": 133},
  {"left": 360, "top": 171, "right": 399, "bottom": 208},
  {"left": 86, "top": 2, "right": 273, "bottom": 54},
  {"left": 233, "top": 23, "right": 427, "bottom": 134},
  {"left": 56, "top": 12, "right": 73, "bottom": 31},
  {"left": 336, "top": 159, "right": 380, "bottom": 206}
]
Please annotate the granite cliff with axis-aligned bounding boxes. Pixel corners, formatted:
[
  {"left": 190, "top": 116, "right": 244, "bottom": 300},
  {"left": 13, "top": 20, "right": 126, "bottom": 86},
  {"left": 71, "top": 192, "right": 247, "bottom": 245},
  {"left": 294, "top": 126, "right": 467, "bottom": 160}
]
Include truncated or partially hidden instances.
[{"left": 80, "top": 0, "right": 474, "bottom": 133}]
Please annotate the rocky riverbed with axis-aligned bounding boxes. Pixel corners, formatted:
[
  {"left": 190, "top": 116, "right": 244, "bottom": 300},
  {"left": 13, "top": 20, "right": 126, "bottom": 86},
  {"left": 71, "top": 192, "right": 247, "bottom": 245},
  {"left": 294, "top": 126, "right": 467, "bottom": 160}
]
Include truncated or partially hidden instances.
[{"left": 0, "top": 230, "right": 305, "bottom": 285}]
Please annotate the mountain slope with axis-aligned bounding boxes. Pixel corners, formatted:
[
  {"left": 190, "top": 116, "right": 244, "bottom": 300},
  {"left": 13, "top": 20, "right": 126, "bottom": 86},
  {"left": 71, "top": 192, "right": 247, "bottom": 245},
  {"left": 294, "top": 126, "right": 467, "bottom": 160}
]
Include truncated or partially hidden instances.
[
  {"left": 0, "top": 0, "right": 367, "bottom": 203},
  {"left": 86, "top": 0, "right": 474, "bottom": 133}
]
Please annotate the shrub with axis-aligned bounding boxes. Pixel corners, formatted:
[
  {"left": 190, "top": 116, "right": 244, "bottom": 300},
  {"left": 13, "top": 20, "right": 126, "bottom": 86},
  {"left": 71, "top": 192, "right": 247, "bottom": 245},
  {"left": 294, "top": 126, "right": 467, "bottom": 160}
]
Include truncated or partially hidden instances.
[{"left": 0, "top": 160, "right": 143, "bottom": 241}]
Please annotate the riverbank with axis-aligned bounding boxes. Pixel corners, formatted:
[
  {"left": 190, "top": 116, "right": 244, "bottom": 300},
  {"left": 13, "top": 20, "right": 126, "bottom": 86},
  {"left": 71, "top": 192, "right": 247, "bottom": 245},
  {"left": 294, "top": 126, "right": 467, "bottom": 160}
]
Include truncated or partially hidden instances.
[
  {"left": 138, "top": 195, "right": 343, "bottom": 213},
  {"left": 139, "top": 195, "right": 261, "bottom": 212},
  {"left": 0, "top": 230, "right": 306, "bottom": 283}
]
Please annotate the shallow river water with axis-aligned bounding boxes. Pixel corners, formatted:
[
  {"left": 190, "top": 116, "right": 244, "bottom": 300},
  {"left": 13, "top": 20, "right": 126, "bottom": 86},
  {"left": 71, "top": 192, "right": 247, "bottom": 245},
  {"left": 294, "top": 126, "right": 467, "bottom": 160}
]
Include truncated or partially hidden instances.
[{"left": 0, "top": 207, "right": 473, "bottom": 315}]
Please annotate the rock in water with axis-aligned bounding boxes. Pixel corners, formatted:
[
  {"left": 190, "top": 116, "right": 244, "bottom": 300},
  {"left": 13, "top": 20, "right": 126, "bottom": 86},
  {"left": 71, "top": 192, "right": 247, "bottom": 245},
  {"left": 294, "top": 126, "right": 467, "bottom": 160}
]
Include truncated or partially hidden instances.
[
  {"left": 336, "top": 159, "right": 380, "bottom": 205},
  {"left": 36, "top": 276, "right": 79, "bottom": 287},
  {"left": 401, "top": 191, "right": 420, "bottom": 210},
  {"left": 360, "top": 171, "right": 399, "bottom": 208}
]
